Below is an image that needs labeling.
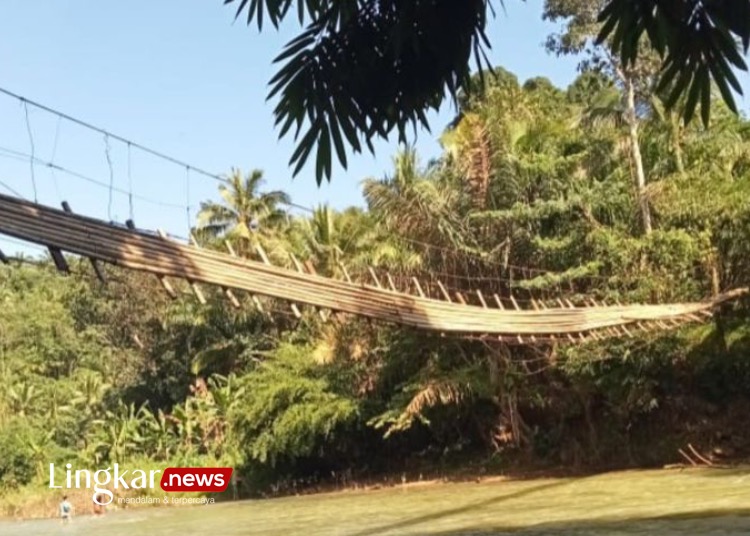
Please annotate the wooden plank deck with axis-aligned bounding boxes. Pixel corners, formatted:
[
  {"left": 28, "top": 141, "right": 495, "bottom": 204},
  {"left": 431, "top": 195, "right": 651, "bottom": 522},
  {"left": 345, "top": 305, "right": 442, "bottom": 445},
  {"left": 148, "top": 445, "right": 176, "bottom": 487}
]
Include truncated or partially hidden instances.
[{"left": 0, "top": 193, "right": 744, "bottom": 340}]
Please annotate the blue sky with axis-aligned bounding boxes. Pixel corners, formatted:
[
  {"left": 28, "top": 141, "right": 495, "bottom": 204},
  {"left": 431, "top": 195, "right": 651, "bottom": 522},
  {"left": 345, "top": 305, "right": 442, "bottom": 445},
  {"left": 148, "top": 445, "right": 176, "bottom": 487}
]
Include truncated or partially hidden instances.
[{"left": 0, "top": 1, "right": 718, "bottom": 255}]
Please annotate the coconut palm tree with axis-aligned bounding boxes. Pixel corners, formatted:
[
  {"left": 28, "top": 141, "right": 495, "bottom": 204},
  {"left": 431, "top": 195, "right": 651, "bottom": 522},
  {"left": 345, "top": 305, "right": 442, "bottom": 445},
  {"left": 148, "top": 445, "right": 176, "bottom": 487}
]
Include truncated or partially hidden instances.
[
  {"left": 195, "top": 169, "right": 291, "bottom": 256},
  {"left": 363, "top": 148, "right": 460, "bottom": 241},
  {"left": 291, "top": 205, "right": 420, "bottom": 278}
]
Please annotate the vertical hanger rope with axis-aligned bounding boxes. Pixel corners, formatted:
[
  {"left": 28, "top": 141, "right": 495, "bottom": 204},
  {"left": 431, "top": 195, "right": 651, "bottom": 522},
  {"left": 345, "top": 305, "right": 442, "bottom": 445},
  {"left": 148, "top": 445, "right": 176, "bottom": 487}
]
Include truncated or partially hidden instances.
[
  {"left": 22, "top": 100, "right": 38, "bottom": 202},
  {"left": 127, "top": 142, "right": 134, "bottom": 222},
  {"left": 104, "top": 134, "right": 114, "bottom": 221}
]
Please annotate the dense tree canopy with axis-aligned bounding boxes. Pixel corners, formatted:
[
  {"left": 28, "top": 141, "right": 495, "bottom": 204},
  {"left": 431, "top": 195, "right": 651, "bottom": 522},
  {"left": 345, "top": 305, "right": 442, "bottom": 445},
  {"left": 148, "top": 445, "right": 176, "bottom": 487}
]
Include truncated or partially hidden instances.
[
  {"left": 3, "top": 63, "right": 750, "bottom": 515},
  {"left": 223, "top": 0, "right": 750, "bottom": 183}
]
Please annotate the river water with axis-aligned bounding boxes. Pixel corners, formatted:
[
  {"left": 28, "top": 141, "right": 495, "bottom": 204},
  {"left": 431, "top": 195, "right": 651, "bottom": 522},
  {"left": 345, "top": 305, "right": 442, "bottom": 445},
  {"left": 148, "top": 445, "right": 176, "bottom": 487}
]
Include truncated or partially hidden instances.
[{"left": 1, "top": 469, "right": 748, "bottom": 535}]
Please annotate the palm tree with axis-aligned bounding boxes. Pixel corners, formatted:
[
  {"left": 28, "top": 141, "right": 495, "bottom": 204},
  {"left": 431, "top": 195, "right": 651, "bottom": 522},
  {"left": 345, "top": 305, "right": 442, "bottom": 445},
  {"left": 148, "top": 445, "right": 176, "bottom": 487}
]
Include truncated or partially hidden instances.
[
  {"left": 143, "top": 409, "right": 178, "bottom": 461},
  {"left": 363, "top": 148, "right": 459, "bottom": 241},
  {"left": 91, "top": 401, "right": 148, "bottom": 463},
  {"left": 72, "top": 371, "right": 110, "bottom": 410},
  {"left": 291, "top": 205, "right": 420, "bottom": 278},
  {"left": 440, "top": 113, "right": 493, "bottom": 209},
  {"left": 195, "top": 169, "right": 291, "bottom": 256},
  {"left": 7, "top": 381, "right": 37, "bottom": 416}
]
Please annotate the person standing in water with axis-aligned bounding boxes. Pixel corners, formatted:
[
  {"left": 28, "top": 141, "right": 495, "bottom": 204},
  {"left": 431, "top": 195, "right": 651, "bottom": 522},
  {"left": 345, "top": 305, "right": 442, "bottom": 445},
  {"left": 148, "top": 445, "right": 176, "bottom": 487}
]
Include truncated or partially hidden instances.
[
  {"left": 93, "top": 493, "right": 107, "bottom": 515},
  {"left": 59, "top": 495, "right": 73, "bottom": 523}
]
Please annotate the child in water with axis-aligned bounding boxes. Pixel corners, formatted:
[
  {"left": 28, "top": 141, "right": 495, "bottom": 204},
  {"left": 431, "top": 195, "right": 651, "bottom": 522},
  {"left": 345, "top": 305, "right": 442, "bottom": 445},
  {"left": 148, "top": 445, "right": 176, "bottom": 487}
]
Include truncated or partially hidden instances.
[{"left": 59, "top": 495, "right": 73, "bottom": 523}]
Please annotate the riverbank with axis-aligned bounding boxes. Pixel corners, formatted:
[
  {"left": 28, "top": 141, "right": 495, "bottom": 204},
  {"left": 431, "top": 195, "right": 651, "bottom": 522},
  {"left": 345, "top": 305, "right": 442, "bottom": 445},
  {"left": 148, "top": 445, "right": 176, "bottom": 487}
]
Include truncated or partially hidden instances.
[{"left": 1, "top": 467, "right": 749, "bottom": 535}]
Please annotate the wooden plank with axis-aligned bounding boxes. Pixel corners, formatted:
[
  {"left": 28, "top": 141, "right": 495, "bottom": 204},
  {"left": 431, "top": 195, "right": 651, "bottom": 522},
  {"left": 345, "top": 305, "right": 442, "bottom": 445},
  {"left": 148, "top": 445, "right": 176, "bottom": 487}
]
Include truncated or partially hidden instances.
[
  {"left": 126, "top": 220, "right": 176, "bottom": 299},
  {"left": 226, "top": 240, "right": 262, "bottom": 312},
  {"left": 386, "top": 273, "right": 398, "bottom": 292},
  {"left": 224, "top": 287, "right": 241, "bottom": 309},
  {"left": 255, "top": 243, "right": 300, "bottom": 318},
  {"left": 62, "top": 201, "right": 105, "bottom": 282},
  {"left": 254, "top": 244, "right": 271, "bottom": 265},
  {"left": 303, "top": 259, "right": 317, "bottom": 276},
  {"left": 48, "top": 246, "right": 69, "bottom": 273},
  {"left": 158, "top": 229, "right": 205, "bottom": 304},
  {"left": 290, "top": 253, "right": 327, "bottom": 321},
  {"left": 0, "top": 193, "right": 740, "bottom": 338},
  {"left": 509, "top": 294, "right": 520, "bottom": 310},
  {"left": 436, "top": 280, "right": 452, "bottom": 302},
  {"left": 412, "top": 277, "right": 426, "bottom": 298},
  {"left": 368, "top": 267, "right": 383, "bottom": 289},
  {"left": 338, "top": 261, "right": 352, "bottom": 283},
  {"left": 190, "top": 234, "right": 239, "bottom": 309},
  {"left": 589, "top": 298, "right": 618, "bottom": 337},
  {"left": 475, "top": 289, "right": 488, "bottom": 308},
  {"left": 288, "top": 303, "right": 303, "bottom": 319},
  {"left": 493, "top": 293, "right": 505, "bottom": 309},
  {"left": 620, "top": 324, "right": 634, "bottom": 338},
  {"left": 455, "top": 292, "right": 467, "bottom": 305},
  {"left": 535, "top": 301, "right": 557, "bottom": 343},
  {"left": 289, "top": 253, "right": 305, "bottom": 273}
]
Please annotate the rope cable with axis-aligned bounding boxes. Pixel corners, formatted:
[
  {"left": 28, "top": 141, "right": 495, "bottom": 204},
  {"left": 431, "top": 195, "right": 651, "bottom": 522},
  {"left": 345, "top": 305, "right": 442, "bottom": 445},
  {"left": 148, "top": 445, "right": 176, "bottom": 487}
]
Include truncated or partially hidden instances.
[
  {"left": 0, "top": 87, "right": 228, "bottom": 186},
  {"left": 0, "top": 86, "right": 617, "bottom": 286},
  {"left": 0, "top": 178, "right": 27, "bottom": 200},
  {"left": 49, "top": 116, "right": 63, "bottom": 201},
  {"left": 22, "top": 101, "right": 38, "bottom": 202},
  {"left": 186, "top": 166, "right": 192, "bottom": 236},
  {"left": 0, "top": 146, "right": 193, "bottom": 210},
  {"left": 127, "top": 142, "right": 134, "bottom": 221},
  {"left": 104, "top": 134, "right": 115, "bottom": 221}
]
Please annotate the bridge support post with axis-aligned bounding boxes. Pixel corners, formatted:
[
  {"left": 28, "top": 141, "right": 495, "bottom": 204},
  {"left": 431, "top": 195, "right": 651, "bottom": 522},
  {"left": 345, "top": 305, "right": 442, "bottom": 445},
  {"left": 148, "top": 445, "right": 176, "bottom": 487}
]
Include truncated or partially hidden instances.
[
  {"left": 190, "top": 234, "right": 240, "bottom": 308},
  {"left": 255, "top": 244, "right": 301, "bottom": 319},
  {"left": 125, "top": 220, "right": 177, "bottom": 299},
  {"left": 61, "top": 201, "right": 105, "bottom": 282},
  {"left": 156, "top": 229, "right": 205, "bottom": 304}
]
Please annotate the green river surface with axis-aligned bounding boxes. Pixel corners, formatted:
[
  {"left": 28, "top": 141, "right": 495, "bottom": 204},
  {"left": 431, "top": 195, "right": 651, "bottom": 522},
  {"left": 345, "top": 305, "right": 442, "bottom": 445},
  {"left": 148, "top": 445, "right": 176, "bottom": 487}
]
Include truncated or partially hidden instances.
[{"left": 1, "top": 468, "right": 749, "bottom": 535}]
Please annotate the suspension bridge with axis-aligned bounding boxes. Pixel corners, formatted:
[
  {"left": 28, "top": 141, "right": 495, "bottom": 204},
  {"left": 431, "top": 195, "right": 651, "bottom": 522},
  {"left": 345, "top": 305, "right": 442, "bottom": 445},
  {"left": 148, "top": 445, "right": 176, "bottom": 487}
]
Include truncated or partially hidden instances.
[
  {"left": 0, "top": 88, "right": 746, "bottom": 344},
  {"left": 0, "top": 192, "right": 745, "bottom": 343}
]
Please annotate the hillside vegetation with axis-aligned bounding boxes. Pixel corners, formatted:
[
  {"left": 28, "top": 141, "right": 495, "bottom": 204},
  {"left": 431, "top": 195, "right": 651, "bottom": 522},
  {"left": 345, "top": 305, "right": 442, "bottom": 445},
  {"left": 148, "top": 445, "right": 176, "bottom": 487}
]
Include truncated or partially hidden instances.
[{"left": 2, "top": 68, "right": 750, "bottom": 516}]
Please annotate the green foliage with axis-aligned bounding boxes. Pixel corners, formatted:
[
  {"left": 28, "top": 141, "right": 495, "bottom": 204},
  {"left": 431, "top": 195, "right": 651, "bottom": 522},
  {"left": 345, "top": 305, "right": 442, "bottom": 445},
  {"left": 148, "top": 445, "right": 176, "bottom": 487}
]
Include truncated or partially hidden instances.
[
  {"left": 226, "top": 0, "right": 494, "bottom": 182},
  {"left": 5, "top": 64, "right": 750, "bottom": 503},
  {"left": 598, "top": 0, "right": 750, "bottom": 124},
  {"left": 229, "top": 344, "right": 358, "bottom": 465},
  {"left": 222, "top": 1, "right": 748, "bottom": 182},
  {"left": 195, "top": 168, "right": 291, "bottom": 257},
  {"left": 0, "top": 420, "right": 45, "bottom": 488}
]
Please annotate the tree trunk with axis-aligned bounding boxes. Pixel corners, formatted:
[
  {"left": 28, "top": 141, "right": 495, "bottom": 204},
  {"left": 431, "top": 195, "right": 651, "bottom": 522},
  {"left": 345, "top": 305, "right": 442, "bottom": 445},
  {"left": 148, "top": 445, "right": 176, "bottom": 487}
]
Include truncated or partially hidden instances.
[
  {"left": 624, "top": 77, "right": 652, "bottom": 235},
  {"left": 670, "top": 114, "right": 686, "bottom": 175}
]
